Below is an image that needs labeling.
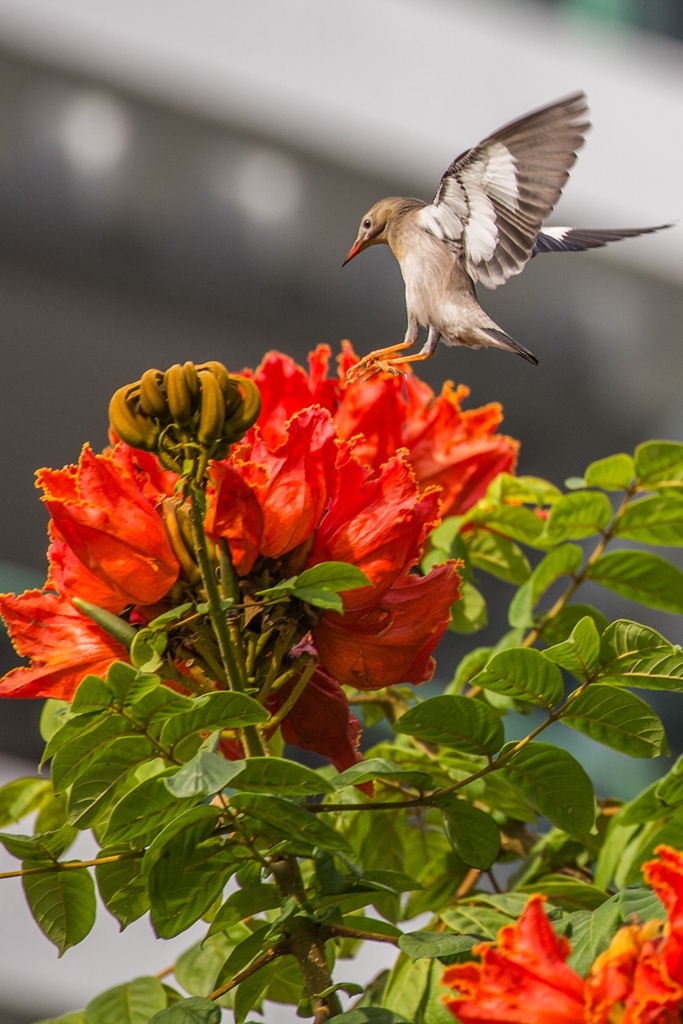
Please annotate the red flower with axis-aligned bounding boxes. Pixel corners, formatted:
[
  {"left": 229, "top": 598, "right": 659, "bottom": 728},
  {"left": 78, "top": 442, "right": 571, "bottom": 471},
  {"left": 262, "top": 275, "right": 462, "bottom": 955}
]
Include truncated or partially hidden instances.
[
  {"left": 312, "top": 565, "right": 460, "bottom": 690},
  {"left": 443, "top": 847, "right": 683, "bottom": 1024},
  {"left": 229, "top": 407, "right": 339, "bottom": 560},
  {"left": 307, "top": 453, "right": 441, "bottom": 609},
  {"left": 0, "top": 590, "right": 128, "bottom": 700},
  {"left": 268, "top": 662, "right": 363, "bottom": 776},
  {"left": 38, "top": 445, "right": 179, "bottom": 608},
  {"left": 585, "top": 845, "right": 683, "bottom": 1024},
  {"left": 443, "top": 894, "right": 585, "bottom": 1024},
  {"left": 0, "top": 350, "right": 474, "bottom": 779},
  {"left": 251, "top": 344, "right": 519, "bottom": 516}
]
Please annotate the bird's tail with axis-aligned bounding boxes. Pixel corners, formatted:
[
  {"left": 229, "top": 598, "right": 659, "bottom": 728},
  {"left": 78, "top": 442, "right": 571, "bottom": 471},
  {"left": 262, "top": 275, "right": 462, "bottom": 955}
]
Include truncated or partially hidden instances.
[
  {"left": 532, "top": 223, "right": 672, "bottom": 256},
  {"left": 478, "top": 327, "right": 538, "bottom": 365}
]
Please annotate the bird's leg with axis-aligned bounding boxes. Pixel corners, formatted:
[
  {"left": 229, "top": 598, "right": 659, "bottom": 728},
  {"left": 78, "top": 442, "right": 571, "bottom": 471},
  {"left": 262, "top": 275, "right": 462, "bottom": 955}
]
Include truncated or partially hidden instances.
[
  {"left": 346, "top": 315, "right": 420, "bottom": 383},
  {"left": 383, "top": 325, "right": 442, "bottom": 368}
]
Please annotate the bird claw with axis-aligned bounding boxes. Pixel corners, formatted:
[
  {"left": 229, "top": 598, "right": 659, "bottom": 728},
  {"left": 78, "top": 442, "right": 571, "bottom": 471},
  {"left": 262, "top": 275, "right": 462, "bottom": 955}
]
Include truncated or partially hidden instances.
[{"left": 345, "top": 356, "right": 406, "bottom": 385}]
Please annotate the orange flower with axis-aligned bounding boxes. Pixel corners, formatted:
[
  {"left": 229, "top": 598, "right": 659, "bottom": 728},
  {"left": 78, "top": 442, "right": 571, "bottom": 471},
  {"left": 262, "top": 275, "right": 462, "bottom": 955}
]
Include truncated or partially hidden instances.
[
  {"left": 307, "top": 453, "right": 441, "bottom": 609},
  {"left": 38, "top": 444, "right": 179, "bottom": 608},
  {"left": 230, "top": 407, "right": 339, "bottom": 560},
  {"left": 0, "top": 590, "right": 128, "bottom": 699},
  {"left": 312, "top": 566, "right": 460, "bottom": 690},
  {"left": 443, "top": 895, "right": 586, "bottom": 1024},
  {"left": 251, "top": 344, "right": 519, "bottom": 516},
  {"left": 585, "top": 845, "right": 683, "bottom": 1024},
  {"left": 443, "top": 847, "right": 683, "bottom": 1024}
]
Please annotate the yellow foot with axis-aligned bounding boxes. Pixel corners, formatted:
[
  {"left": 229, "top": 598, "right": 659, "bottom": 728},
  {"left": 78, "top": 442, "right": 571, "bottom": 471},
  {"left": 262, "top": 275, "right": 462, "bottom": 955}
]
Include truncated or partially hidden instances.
[{"left": 345, "top": 356, "right": 407, "bottom": 385}]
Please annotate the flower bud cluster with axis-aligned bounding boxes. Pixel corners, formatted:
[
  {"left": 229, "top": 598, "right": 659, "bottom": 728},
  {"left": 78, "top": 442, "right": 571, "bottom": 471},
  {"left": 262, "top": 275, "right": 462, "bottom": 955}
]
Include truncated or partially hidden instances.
[{"left": 109, "top": 361, "right": 261, "bottom": 472}]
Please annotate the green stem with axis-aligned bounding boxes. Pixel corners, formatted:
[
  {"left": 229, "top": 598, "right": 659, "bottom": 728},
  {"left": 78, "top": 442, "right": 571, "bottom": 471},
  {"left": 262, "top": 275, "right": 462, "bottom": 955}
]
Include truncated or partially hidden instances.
[
  {"left": 265, "top": 658, "right": 317, "bottom": 730},
  {"left": 0, "top": 850, "right": 143, "bottom": 880},
  {"left": 187, "top": 486, "right": 264, "bottom": 756}
]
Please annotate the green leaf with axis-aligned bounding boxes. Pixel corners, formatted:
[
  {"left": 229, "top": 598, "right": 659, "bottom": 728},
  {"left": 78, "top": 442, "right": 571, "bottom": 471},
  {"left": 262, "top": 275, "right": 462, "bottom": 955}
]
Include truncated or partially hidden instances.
[
  {"left": 84, "top": 977, "right": 167, "bottom": 1024},
  {"left": 615, "top": 494, "right": 683, "bottom": 546},
  {"left": 95, "top": 845, "right": 149, "bottom": 928},
  {"left": 561, "top": 684, "right": 668, "bottom": 757},
  {"left": 295, "top": 562, "right": 371, "bottom": 592},
  {"left": 539, "top": 604, "right": 608, "bottom": 647},
  {"left": 473, "top": 505, "right": 546, "bottom": 546},
  {"left": 488, "top": 473, "right": 563, "bottom": 507},
  {"left": 67, "top": 735, "right": 157, "bottom": 827},
  {"left": 448, "top": 580, "right": 487, "bottom": 634},
  {"left": 398, "top": 931, "right": 477, "bottom": 962},
  {"left": 159, "top": 692, "right": 268, "bottom": 752},
  {"left": 229, "top": 793, "right": 351, "bottom": 852},
  {"left": 174, "top": 929, "right": 247, "bottom": 998},
  {"left": 448, "top": 647, "right": 493, "bottom": 694},
  {"left": 332, "top": 758, "right": 433, "bottom": 791},
  {"left": 50, "top": 716, "right": 131, "bottom": 791},
  {"left": 501, "top": 741, "right": 596, "bottom": 834},
  {"left": 600, "top": 619, "right": 676, "bottom": 671},
  {"left": 0, "top": 777, "right": 51, "bottom": 827},
  {"left": 40, "top": 699, "right": 70, "bottom": 742},
  {"left": 143, "top": 804, "right": 221, "bottom": 873},
  {"left": 148, "top": 999, "right": 221, "bottom": 1024},
  {"left": 543, "top": 491, "right": 613, "bottom": 541},
  {"left": 104, "top": 777, "right": 191, "bottom": 847},
  {"left": 393, "top": 695, "right": 504, "bottom": 757},
  {"left": 164, "top": 750, "right": 246, "bottom": 799},
  {"left": 566, "top": 899, "right": 622, "bottom": 976},
  {"left": 292, "top": 586, "right": 344, "bottom": 612},
  {"left": 585, "top": 453, "right": 635, "bottom": 490},
  {"left": 515, "top": 874, "right": 608, "bottom": 912},
  {"left": 542, "top": 615, "right": 601, "bottom": 680},
  {"left": 471, "top": 648, "right": 564, "bottom": 709},
  {"left": 23, "top": 864, "right": 96, "bottom": 955},
  {"left": 208, "top": 884, "right": 280, "bottom": 935},
  {"left": 130, "top": 628, "right": 167, "bottom": 673},
  {"left": 229, "top": 757, "right": 334, "bottom": 795},
  {"left": 634, "top": 440, "right": 683, "bottom": 488},
  {"left": 508, "top": 544, "right": 583, "bottom": 628},
  {"left": 213, "top": 925, "right": 272, "bottom": 991},
  {"left": 0, "top": 825, "right": 74, "bottom": 861},
  {"left": 587, "top": 550, "right": 683, "bottom": 614},
  {"left": 466, "top": 529, "right": 530, "bottom": 585},
  {"left": 148, "top": 835, "right": 244, "bottom": 939},
  {"left": 438, "top": 798, "right": 500, "bottom": 869}
]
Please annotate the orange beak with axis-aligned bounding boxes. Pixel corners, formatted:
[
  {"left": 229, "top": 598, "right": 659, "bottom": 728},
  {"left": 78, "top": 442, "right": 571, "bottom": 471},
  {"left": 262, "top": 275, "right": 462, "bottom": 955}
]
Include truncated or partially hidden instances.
[{"left": 342, "top": 238, "right": 364, "bottom": 267}]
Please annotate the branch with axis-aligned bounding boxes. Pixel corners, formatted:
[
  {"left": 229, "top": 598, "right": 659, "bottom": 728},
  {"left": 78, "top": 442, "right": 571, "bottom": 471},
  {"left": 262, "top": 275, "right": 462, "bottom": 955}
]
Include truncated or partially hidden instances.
[{"left": 208, "top": 943, "right": 285, "bottom": 1001}]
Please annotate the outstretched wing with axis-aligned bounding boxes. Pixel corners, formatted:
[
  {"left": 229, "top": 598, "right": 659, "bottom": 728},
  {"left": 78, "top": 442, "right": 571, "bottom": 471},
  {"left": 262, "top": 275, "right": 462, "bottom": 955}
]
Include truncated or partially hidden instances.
[
  {"left": 417, "top": 93, "right": 590, "bottom": 289},
  {"left": 532, "top": 223, "right": 671, "bottom": 255}
]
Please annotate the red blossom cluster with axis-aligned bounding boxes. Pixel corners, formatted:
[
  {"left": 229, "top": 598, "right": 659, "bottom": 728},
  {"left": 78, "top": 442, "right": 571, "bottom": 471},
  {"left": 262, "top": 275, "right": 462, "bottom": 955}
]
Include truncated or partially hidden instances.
[
  {"left": 444, "top": 845, "right": 683, "bottom": 1024},
  {"left": 0, "top": 345, "right": 518, "bottom": 775}
]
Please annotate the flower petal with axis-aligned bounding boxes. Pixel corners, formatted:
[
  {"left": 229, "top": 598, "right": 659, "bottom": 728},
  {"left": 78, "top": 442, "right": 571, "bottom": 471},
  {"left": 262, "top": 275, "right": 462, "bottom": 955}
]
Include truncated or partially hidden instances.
[
  {"left": 205, "top": 462, "right": 264, "bottom": 576},
  {"left": 38, "top": 445, "right": 179, "bottom": 607},
  {"left": 443, "top": 895, "right": 585, "bottom": 1024},
  {"left": 0, "top": 590, "right": 127, "bottom": 699},
  {"left": 235, "top": 408, "right": 339, "bottom": 558},
  {"left": 308, "top": 453, "right": 441, "bottom": 609},
  {"left": 312, "top": 564, "right": 461, "bottom": 690}
]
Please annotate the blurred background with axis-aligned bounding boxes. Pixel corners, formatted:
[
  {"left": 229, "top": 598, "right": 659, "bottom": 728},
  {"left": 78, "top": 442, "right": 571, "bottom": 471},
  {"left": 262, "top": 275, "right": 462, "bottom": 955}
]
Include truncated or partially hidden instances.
[{"left": 0, "top": 0, "right": 682, "bottom": 1019}]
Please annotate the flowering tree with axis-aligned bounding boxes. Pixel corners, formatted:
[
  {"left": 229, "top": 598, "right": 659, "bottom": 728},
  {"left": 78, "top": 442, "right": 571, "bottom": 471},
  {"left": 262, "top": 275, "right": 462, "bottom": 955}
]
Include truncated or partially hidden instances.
[{"left": 1, "top": 345, "right": 683, "bottom": 1024}]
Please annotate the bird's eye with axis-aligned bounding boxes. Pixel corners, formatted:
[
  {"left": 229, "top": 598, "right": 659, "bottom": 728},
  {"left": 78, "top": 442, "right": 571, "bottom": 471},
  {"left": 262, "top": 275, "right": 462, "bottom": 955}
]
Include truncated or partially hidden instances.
[{"left": 363, "top": 218, "right": 372, "bottom": 230}]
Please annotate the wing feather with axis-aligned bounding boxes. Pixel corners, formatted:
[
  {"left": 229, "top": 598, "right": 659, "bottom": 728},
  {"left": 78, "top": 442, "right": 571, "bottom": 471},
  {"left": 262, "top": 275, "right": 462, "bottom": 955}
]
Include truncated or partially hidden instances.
[{"left": 417, "top": 92, "right": 590, "bottom": 289}]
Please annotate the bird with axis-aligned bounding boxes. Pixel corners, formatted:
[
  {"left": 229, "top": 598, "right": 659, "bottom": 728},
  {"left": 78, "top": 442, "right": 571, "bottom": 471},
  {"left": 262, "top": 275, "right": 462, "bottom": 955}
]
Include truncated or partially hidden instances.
[{"left": 342, "top": 92, "right": 670, "bottom": 382}]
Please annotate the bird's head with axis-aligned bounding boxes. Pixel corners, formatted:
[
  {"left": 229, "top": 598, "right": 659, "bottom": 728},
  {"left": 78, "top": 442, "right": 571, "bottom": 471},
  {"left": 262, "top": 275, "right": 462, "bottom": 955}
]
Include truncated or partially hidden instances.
[{"left": 342, "top": 198, "right": 399, "bottom": 265}]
